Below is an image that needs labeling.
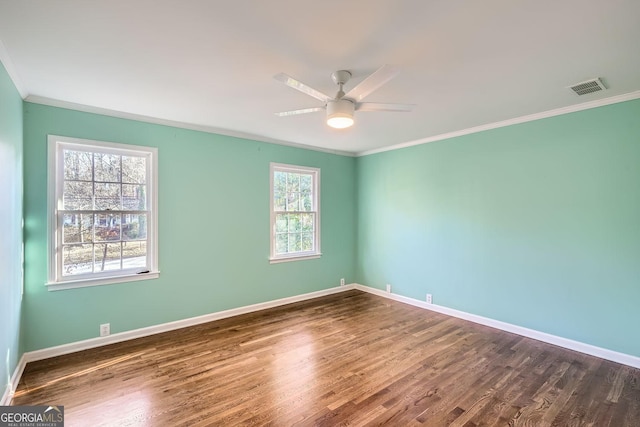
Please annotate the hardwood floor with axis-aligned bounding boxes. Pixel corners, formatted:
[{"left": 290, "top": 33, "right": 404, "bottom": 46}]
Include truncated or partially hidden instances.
[{"left": 12, "top": 290, "right": 640, "bottom": 426}]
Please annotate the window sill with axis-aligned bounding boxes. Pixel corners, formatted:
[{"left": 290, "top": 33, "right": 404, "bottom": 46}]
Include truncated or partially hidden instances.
[
  {"left": 46, "top": 271, "right": 160, "bottom": 291},
  {"left": 269, "top": 253, "right": 322, "bottom": 264}
]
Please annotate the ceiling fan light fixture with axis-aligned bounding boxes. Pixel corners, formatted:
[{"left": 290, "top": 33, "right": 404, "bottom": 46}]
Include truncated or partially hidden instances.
[
  {"left": 326, "top": 99, "right": 355, "bottom": 129},
  {"left": 275, "top": 65, "right": 412, "bottom": 129}
]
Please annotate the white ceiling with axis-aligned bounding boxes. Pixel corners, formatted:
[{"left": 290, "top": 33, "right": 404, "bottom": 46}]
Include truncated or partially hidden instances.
[{"left": 1, "top": 0, "right": 639, "bottom": 155}]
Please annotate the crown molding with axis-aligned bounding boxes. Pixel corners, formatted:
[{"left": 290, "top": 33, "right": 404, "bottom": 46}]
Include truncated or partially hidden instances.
[
  {"left": 24, "top": 95, "right": 356, "bottom": 157},
  {"left": 20, "top": 89, "right": 640, "bottom": 159},
  {"left": 357, "top": 90, "right": 640, "bottom": 157}
]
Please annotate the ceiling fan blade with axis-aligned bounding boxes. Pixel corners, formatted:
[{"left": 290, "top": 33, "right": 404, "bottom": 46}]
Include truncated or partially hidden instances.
[
  {"left": 344, "top": 64, "right": 400, "bottom": 102},
  {"left": 275, "top": 107, "right": 325, "bottom": 117},
  {"left": 356, "top": 102, "right": 414, "bottom": 112},
  {"left": 274, "top": 73, "right": 332, "bottom": 103}
]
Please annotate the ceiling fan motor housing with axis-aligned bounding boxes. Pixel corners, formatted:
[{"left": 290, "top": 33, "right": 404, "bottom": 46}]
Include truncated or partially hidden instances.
[{"left": 326, "top": 99, "right": 355, "bottom": 128}]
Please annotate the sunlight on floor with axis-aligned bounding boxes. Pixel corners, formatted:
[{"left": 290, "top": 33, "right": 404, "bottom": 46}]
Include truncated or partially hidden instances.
[
  {"left": 271, "top": 330, "right": 316, "bottom": 417},
  {"left": 14, "top": 351, "right": 146, "bottom": 398}
]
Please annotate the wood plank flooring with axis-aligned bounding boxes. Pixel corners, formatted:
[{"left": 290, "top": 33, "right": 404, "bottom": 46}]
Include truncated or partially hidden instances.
[{"left": 12, "top": 290, "right": 640, "bottom": 426}]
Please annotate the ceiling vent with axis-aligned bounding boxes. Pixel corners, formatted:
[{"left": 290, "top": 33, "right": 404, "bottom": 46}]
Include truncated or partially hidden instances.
[{"left": 568, "top": 78, "right": 606, "bottom": 96}]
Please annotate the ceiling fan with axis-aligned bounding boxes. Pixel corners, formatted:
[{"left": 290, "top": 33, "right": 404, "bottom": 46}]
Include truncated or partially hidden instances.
[{"left": 274, "top": 65, "right": 414, "bottom": 129}]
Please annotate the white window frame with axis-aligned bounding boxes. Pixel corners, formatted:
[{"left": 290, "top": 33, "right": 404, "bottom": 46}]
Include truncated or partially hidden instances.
[
  {"left": 47, "top": 135, "right": 159, "bottom": 291},
  {"left": 269, "top": 163, "right": 321, "bottom": 263}
]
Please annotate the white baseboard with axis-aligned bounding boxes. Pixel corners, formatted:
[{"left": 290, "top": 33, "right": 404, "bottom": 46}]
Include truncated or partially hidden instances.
[
  {"left": 24, "top": 284, "right": 356, "bottom": 363},
  {"left": 1, "top": 354, "right": 27, "bottom": 405},
  {"left": 4, "top": 284, "right": 355, "bottom": 404},
  {"left": 6, "top": 281, "right": 638, "bottom": 406},
  {"left": 354, "top": 284, "right": 640, "bottom": 369}
]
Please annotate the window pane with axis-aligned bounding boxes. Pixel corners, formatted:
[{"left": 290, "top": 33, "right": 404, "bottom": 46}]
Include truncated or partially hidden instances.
[
  {"left": 300, "top": 174, "right": 312, "bottom": 192},
  {"left": 288, "top": 232, "right": 301, "bottom": 252},
  {"left": 123, "top": 184, "right": 147, "bottom": 210},
  {"left": 274, "top": 172, "right": 286, "bottom": 195},
  {"left": 122, "top": 214, "right": 147, "bottom": 240},
  {"left": 64, "top": 150, "right": 93, "bottom": 181},
  {"left": 94, "top": 243, "right": 122, "bottom": 272},
  {"left": 275, "top": 233, "right": 288, "bottom": 255},
  {"left": 62, "top": 244, "right": 93, "bottom": 276},
  {"left": 288, "top": 214, "right": 301, "bottom": 232},
  {"left": 95, "top": 183, "right": 121, "bottom": 210},
  {"left": 94, "top": 153, "right": 121, "bottom": 182},
  {"left": 63, "top": 181, "right": 93, "bottom": 210},
  {"left": 63, "top": 214, "right": 94, "bottom": 243},
  {"left": 301, "top": 213, "right": 314, "bottom": 232},
  {"left": 287, "top": 173, "right": 300, "bottom": 193},
  {"left": 274, "top": 193, "right": 286, "bottom": 211},
  {"left": 95, "top": 214, "right": 121, "bottom": 241},
  {"left": 301, "top": 191, "right": 312, "bottom": 211},
  {"left": 275, "top": 214, "right": 288, "bottom": 233},
  {"left": 286, "top": 192, "right": 300, "bottom": 211},
  {"left": 301, "top": 232, "right": 313, "bottom": 251},
  {"left": 122, "top": 156, "right": 146, "bottom": 184},
  {"left": 123, "top": 241, "right": 147, "bottom": 268}
]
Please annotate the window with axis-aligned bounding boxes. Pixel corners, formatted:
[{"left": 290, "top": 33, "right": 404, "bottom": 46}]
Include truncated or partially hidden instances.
[
  {"left": 270, "top": 163, "right": 321, "bottom": 263},
  {"left": 48, "top": 135, "right": 158, "bottom": 290}
]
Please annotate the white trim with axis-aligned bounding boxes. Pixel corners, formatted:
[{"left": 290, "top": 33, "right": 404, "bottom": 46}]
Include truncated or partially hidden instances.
[
  {"left": 47, "top": 271, "right": 159, "bottom": 291},
  {"left": 7, "top": 282, "right": 640, "bottom": 401},
  {"left": 47, "top": 138, "right": 57, "bottom": 288},
  {"left": 23, "top": 90, "right": 640, "bottom": 159},
  {"left": 23, "top": 285, "right": 355, "bottom": 363},
  {"left": 354, "top": 284, "right": 640, "bottom": 369},
  {"left": 25, "top": 96, "right": 356, "bottom": 157},
  {"left": 357, "top": 90, "right": 640, "bottom": 157},
  {"left": 269, "top": 163, "right": 321, "bottom": 262},
  {"left": 0, "top": 39, "right": 28, "bottom": 99},
  {"left": 47, "top": 135, "right": 159, "bottom": 290},
  {"left": 0, "top": 354, "right": 27, "bottom": 405},
  {"left": 269, "top": 254, "right": 322, "bottom": 264}
]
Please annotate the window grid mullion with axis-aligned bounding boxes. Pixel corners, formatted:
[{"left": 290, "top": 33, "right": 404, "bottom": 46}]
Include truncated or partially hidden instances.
[
  {"left": 91, "top": 240, "right": 96, "bottom": 274},
  {"left": 285, "top": 173, "right": 289, "bottom": 212},
  {"left": 91, "top": 152, "right": 96, "bottom": 211},
  {"left": 119, "top": 155, "right": 124, "bottom": 214}
]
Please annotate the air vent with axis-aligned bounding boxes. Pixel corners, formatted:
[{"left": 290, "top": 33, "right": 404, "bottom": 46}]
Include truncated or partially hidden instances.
[{"left": 568, "top": 78, "right": 606, "bottom": 96}]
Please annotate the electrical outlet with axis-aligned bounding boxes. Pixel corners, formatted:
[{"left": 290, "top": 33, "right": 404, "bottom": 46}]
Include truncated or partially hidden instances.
[
  {"left": 386, "top": 284, "right": 391, "bottom": 293},
  {"left": 426, "top": 294, "right": 433, "bottom": 304},
  {"left": 100, "top": 323, "right": 110, "bottom": 337},
  {"left": 340, "top": 278, "right": 345, "bottom": 286}
]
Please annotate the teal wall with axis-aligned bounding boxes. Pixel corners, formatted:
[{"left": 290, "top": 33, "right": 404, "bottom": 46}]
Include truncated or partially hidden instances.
[
  {"left": 17, "top": 91, "right": 640, "bottom": 359},
  {"left": 0, "top": 61, "right": 23, "bottom": 395},
  {"left": 23, "top": 103, "right": 357, "bottom": 351},
  {"left": 356, "top": 99, "right": 640, "bottom": 357}
]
